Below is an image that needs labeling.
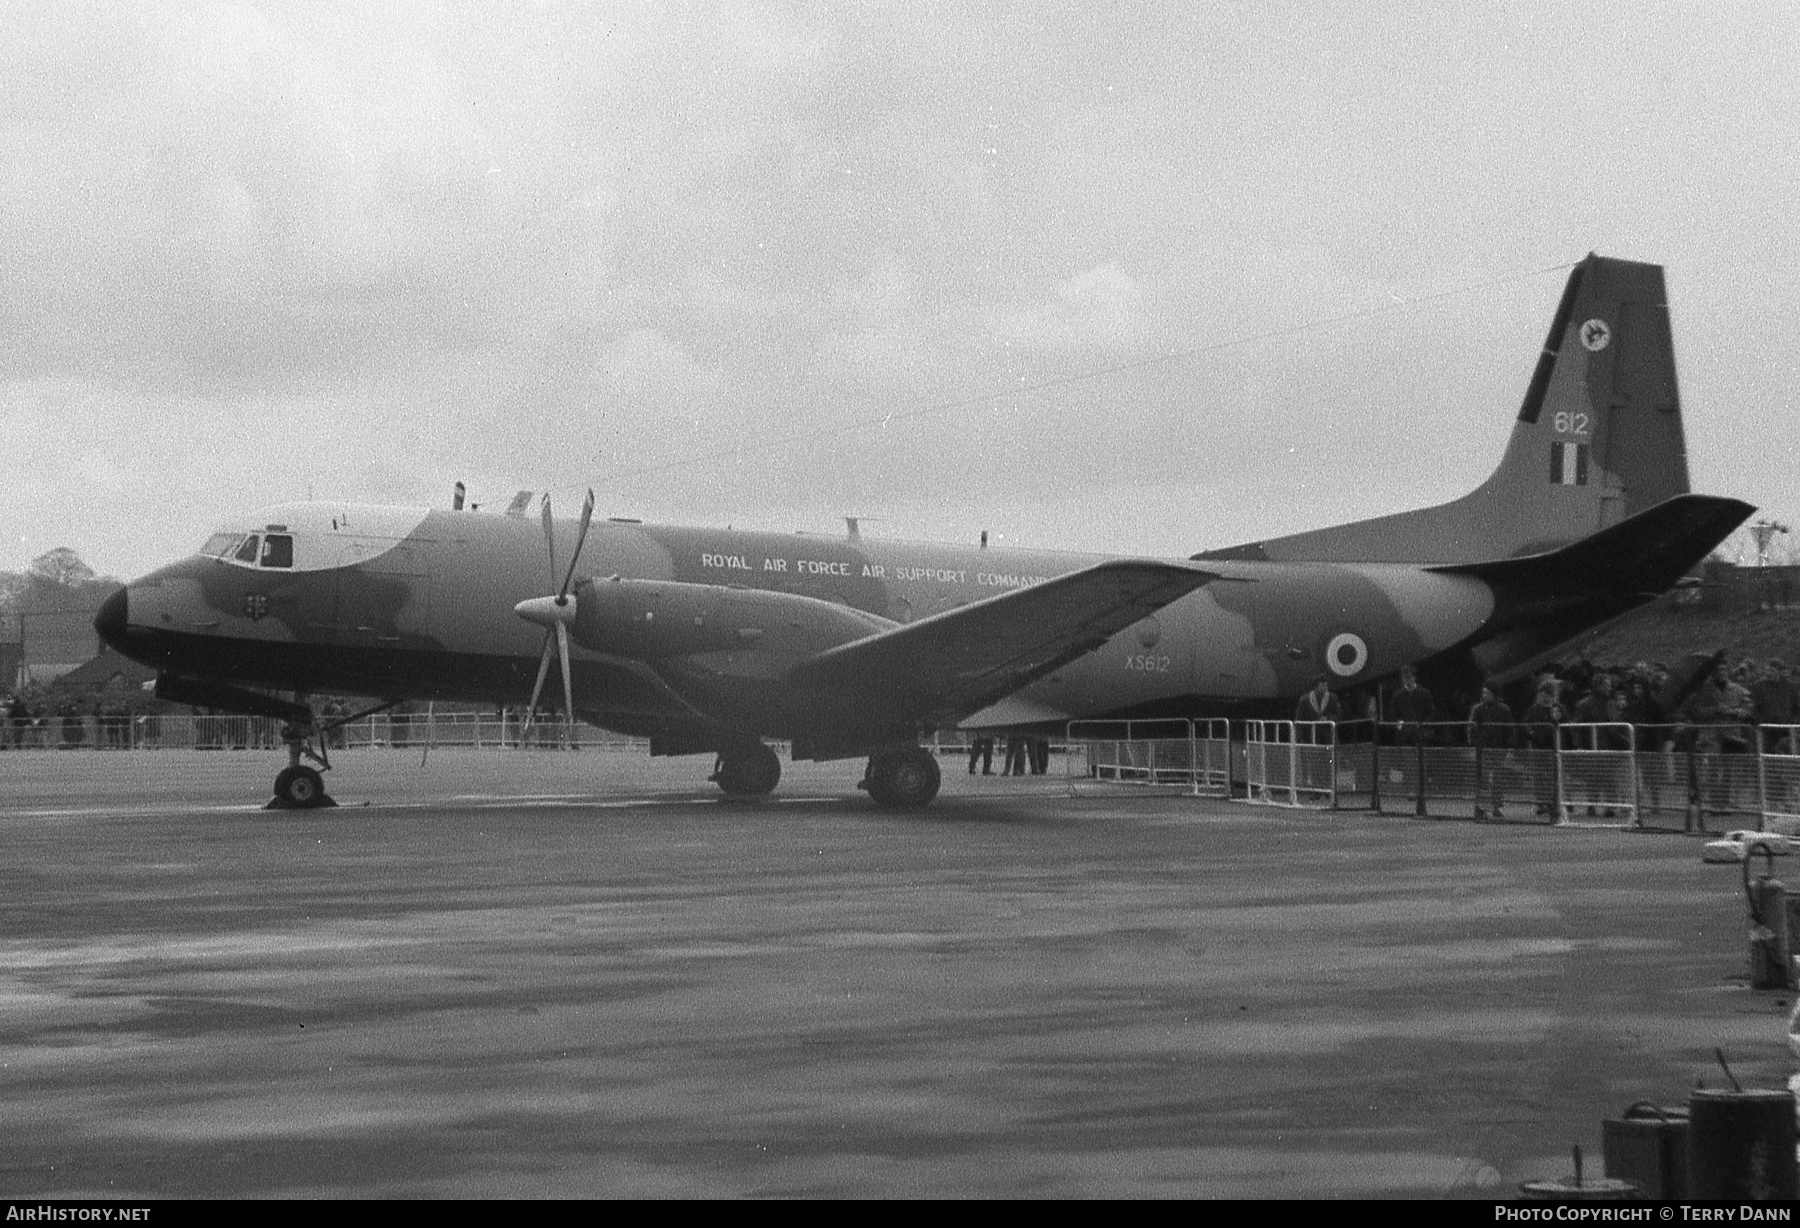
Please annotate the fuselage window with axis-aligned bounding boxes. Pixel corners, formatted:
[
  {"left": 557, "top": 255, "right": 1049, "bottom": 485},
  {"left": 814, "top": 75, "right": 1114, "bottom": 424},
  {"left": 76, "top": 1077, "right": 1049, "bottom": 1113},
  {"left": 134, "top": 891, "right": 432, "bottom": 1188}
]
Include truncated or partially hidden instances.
[
  {"left": 234, "top": 535, "right": 262, "bottom": 564},
  {"left": 260, "top": 535, "right": 294, "bottom": 568},
  {"left": 200, "top": 533, "right": 239, "bottom": 557}
]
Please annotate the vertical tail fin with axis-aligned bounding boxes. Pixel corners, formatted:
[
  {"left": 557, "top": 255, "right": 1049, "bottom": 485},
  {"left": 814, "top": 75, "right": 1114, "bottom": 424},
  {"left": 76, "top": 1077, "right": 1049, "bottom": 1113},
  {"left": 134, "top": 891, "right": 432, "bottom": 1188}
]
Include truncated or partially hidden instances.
[{"left": 1198, "top": 253, "right": 1691, "bottom": 564}]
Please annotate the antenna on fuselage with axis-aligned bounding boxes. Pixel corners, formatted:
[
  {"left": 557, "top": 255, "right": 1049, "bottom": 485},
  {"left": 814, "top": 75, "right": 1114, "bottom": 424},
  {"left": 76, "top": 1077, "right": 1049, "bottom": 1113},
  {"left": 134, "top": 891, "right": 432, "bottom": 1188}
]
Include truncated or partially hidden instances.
[{"left": 453, "top": 481, "right": 466, "bottom": 511}]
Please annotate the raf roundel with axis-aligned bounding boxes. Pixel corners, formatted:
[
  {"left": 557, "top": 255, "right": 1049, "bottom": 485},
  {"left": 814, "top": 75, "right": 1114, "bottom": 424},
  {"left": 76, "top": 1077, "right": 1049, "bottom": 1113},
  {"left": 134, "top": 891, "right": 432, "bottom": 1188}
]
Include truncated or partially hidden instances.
[
  {"left": 1325, "top": 632, "right": 1368, "bottom": 678},
  {"left": 1579, "top": 318, "right": 1611, "bottom": 352}
]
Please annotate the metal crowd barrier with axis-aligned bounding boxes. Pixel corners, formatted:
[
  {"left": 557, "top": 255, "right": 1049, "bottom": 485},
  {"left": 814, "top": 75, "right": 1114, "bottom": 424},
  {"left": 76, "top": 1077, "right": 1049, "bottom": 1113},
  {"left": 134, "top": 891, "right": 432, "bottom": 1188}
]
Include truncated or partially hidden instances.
[
  {"left": 10, "top": 711, "right": 1799, "bottom": 832},
  {"left": 1064, "top": 719, "right": 1230, "bottom": 797},
  {"left": 1241, "top": 720, "right": 1342, "bottom": 809},
  {"left": 1369, "top": 720, "right": 1777, "bottom": 829},
  {"left": 1555, "top": 722, "right": 1637, "bottom": 826}
]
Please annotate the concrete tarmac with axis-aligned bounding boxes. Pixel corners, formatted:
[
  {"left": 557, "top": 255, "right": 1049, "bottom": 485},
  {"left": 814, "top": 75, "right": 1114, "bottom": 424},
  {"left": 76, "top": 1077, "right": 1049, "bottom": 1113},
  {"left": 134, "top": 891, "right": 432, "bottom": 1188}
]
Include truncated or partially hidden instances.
[{"left": 0, "top": 747, "right": 1789, "bottom": 1198}]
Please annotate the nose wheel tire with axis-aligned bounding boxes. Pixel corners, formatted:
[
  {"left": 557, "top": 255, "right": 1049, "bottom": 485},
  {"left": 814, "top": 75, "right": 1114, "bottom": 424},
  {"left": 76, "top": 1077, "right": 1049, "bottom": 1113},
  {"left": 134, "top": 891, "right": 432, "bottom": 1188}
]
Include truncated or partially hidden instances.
[
  {"left": 710, "top": 742, "right": 782, "bottom": 798},
  {"left": 860, "top": 747, "right": 941, "bottom": 809},
  {"left": 269, "top": 765, "right": 335, "bottom": 810}
]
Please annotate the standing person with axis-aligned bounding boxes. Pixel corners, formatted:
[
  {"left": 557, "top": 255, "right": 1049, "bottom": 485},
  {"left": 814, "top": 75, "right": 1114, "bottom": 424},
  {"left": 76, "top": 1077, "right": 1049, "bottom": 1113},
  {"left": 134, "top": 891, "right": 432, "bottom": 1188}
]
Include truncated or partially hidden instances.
[
  {"left": 1294, "top": 677, "right": 1342, "bottom": 794},
  {"left": 1468, "top": 682, "right": 1515, "bottom": 819},
  {"left": 1621, "top": 674, "right": 1670, "bottom": 818},
  {"left": 1570, "top": 674, "right": 1615, "bottom": 731},
  {"left": 1, "top": 691, "right": 22, "bottom": 750},
  {"left": 1030, "top": 737, "right": 1050, "bottom": 775},
  {"left": 1570, "top": 674, "right": 1623, "bottom": 816},
  {"left": 1682, "top": 662, "right": 1751, "bottom": 817},
  {"left": 1720, "top": 666, "right": 1754, "bottom": 757},
  {"left": 1523, "top": 681, "right": 1567, "bottom": 818},
  {"left": 1388, "top": 666, "right": 1436, "bottom": 799},
  {"left": 1388, "top": 666, "right": 1435, "bottom": 734},
  {"left": 967, "top": 735, "right": 993, "bottom": 776},
  {"left": 1751, "top": 659, "right": 1799, "bottom": 753},
  {"left": 1002, "top": 734, "right": 1028, "bottom": 777},
  {"left": 1295, "top": 676, "right": 1343, "bottom": 726}
]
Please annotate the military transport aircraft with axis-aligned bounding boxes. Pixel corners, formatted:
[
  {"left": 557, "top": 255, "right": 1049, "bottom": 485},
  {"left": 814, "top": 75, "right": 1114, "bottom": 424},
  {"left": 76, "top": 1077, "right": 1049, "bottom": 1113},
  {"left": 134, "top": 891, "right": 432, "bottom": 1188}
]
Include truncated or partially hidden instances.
[{"left": 94, "top": 253, "right": 1752, "bottom": 810}]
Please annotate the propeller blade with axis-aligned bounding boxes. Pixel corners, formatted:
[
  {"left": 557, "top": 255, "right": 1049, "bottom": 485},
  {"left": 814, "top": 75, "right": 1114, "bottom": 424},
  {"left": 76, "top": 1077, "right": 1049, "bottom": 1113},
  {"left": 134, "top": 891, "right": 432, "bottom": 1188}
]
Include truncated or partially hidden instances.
[
  {"left": 557, "top": 620, "right": 575, "bottom": 746},
  {"left": 518, "top": 488, "right": 596, "bottom": 749},
  {"left": 539, "top": 493, "right": 558, "bottom": 594},
  {"left": 522, "top": 629, "right": 555, "bottom": 739},
  {"left": 558, "top": 488, "right": 596, "bottom": 601}
]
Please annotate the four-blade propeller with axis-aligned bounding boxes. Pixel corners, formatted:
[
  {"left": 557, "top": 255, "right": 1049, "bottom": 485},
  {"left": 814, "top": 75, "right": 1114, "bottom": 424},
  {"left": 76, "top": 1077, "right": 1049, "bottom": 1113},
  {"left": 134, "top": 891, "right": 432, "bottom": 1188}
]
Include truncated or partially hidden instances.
[{"left": 514, "top": 489, "right": 595, "bottom": 745}]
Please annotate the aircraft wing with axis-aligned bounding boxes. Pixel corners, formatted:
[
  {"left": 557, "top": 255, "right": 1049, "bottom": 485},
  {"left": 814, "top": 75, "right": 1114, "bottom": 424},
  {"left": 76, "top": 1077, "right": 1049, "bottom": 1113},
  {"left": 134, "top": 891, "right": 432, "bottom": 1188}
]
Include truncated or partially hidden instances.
[{"left": 788, "top": 559, "right": 1218, "bottom": 726}]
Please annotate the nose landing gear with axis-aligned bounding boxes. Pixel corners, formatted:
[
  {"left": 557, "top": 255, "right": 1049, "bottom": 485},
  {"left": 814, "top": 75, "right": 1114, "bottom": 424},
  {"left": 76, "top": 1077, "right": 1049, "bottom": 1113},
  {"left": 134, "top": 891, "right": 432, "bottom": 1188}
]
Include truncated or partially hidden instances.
[
  {"left": 271, "top": 764, "right": 331, "bottom": 809},
  {"left": 266, "top": 717, "right": 339, "bottom": 810}
]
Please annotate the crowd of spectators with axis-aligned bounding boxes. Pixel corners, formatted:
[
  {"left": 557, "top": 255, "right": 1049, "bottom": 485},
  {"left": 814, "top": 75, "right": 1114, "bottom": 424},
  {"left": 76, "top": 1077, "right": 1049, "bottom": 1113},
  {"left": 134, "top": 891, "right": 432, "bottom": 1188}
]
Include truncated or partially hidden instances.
[
  {"left": 0, "top": 680, "right": 149, "bottom": 748},
  {"left": 1368, "top": 654, "right": 1800, "bottom": 756}
]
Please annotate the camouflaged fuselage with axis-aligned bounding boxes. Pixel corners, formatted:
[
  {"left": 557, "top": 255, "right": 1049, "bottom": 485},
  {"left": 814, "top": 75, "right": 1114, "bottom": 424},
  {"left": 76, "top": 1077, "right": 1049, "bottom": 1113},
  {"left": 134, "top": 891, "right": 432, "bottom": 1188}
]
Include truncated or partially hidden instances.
[{"left": 106, "top": 500, "right": 1501, "bottom": 750}]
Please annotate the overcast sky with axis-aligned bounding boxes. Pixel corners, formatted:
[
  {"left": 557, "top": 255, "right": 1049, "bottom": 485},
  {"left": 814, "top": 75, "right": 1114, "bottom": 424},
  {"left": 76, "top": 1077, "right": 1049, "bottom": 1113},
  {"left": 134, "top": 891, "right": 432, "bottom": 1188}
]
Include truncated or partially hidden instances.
[{"left": 3, "top": 1, "right": 1795, "bottom": 578}]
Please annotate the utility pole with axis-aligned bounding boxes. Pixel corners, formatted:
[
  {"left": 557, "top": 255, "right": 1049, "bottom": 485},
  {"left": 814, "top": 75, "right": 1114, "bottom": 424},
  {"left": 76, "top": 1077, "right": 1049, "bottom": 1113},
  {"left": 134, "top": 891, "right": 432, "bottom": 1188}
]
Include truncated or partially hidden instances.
[{"left": 1750, "top": 518, "right": 1790, "bottom": 567}]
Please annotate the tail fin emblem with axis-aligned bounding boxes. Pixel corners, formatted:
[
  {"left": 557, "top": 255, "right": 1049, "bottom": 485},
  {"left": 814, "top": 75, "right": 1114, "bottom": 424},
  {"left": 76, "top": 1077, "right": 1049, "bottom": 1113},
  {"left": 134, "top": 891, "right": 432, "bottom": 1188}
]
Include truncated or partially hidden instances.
[
  {"left": 1579, "top": 319, "right": 1611, "bottom": 351},
  {"left": 1551, "top": 441, "right": 1590, "bottom": 486}
]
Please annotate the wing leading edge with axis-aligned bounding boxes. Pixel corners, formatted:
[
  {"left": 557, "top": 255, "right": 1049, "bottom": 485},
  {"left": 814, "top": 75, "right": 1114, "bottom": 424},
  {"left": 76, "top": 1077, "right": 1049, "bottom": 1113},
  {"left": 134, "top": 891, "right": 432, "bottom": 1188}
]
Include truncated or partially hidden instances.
[{"left": 788, "top": 559, "right": 1220, "bottom": 728}]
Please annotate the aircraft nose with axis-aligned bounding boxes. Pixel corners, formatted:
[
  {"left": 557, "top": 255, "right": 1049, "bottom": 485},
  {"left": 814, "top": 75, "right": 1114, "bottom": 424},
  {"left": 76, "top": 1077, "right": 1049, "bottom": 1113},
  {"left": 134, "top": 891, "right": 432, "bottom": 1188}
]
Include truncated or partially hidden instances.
[{"left": 94, "top": 586, "right": 128, "bottom": 650}]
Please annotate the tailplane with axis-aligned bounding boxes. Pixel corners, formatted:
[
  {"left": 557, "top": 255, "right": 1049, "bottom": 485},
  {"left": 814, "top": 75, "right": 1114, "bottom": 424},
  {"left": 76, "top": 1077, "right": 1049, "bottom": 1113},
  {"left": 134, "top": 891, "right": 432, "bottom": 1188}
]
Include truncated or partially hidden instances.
[
  {"left": 1427, "top": 493, "right": 1752, "bottom": 683},
  {"left": 1198, "top": 253, "right": 1691, "bottom": 564}
]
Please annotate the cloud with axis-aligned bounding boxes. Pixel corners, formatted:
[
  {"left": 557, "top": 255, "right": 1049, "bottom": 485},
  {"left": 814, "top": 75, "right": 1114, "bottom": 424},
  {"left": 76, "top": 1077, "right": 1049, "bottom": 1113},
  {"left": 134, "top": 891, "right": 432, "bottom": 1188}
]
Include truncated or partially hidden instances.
[
  {"left": 0, "top": 3, "right": 609, "bottom": 389},
  {"left": 591, "top": 328, "right": 723, "bottom": 416},
  {"left": 993, "top": 263, "right": 1151, "bottom": 353}
]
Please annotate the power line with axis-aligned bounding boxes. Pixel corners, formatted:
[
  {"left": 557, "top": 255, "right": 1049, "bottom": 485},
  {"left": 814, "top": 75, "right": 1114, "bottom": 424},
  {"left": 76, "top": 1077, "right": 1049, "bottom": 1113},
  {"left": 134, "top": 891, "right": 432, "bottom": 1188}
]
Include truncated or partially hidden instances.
[{"left": 547, "top": 260, "right": 1575, "bottom": 497}]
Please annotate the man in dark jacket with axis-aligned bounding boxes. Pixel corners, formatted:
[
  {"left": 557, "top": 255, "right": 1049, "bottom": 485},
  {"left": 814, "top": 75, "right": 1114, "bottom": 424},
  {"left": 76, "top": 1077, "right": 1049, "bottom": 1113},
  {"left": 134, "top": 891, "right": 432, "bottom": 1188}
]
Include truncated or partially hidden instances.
[
  {"left": 1389, "top": 666, "right": 1434, "bottom": 737},
  {"left": 1568, "top": 673, "right": 1630, "bottom": 815},
  {"left": 1468, "top": 682, "right": 1514, "bottom": 819},
  {"left": 1522, "top": 682, "right": 1567, "bottom": 818},
  {"left": 1751, "top": 659, "right": 1799, "bottom": 753}
]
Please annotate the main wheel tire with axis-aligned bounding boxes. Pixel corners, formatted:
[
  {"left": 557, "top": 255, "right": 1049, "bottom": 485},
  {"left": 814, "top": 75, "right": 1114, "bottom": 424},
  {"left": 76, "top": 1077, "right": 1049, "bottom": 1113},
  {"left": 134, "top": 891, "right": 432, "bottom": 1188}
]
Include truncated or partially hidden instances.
[
  {"left": 713, "top": 743, "right": 781, "bottom": 797},
  {"left": 865, "top": 747, "right": 941, "bottom": 809},
  {"left": 272, "top": 765, "right": 327, "bottom": 809}
]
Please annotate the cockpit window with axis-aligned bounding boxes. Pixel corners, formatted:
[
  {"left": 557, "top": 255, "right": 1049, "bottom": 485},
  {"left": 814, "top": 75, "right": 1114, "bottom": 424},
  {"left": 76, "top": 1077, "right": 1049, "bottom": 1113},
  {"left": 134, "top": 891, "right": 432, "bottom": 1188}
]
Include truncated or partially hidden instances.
[
  {"left": 259, "top": 534, "right": 294, "bottom": 568},
  {"left": 200, "top": 533, "right": 239, "bottom": 557},
  {"left": 233, "top": 534, "right": 261, "bottom": 563}
]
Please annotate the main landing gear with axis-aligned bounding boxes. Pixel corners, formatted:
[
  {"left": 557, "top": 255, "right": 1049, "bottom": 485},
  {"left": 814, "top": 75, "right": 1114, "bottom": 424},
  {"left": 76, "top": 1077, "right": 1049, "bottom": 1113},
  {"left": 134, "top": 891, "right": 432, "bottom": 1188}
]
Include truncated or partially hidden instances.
[
  {"left": 859, "top": 746, "right": 941, "bottom": 809},
  {"left": 710, "top": 742, "right": 782, "bottom": 798}
]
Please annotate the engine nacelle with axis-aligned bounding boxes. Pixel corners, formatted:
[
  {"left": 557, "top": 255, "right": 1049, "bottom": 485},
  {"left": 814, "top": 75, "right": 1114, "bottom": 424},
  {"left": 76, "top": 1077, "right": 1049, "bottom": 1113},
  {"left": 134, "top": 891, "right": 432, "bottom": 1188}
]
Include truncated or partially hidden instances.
[{"left": 569, "top": 577, "right": 892, "bottom": 661}]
